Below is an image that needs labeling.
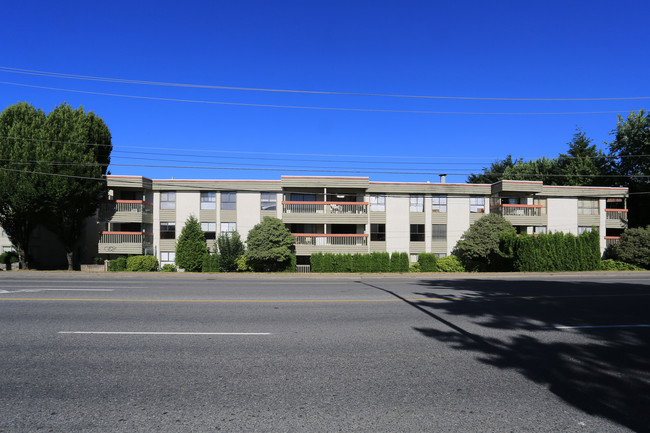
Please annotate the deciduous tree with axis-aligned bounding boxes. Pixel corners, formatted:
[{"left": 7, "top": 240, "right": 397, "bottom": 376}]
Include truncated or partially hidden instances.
[
  {"left": 245, "top": 217, "right": 294, "bottom": 272},
  {"left": 453, "top": 213, "right": 515, "bottom": 271}
]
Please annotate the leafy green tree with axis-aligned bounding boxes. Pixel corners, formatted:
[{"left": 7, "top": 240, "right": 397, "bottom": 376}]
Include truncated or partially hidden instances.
[
  {"left": 608, "top": 110, "right": 650, "bottom": 227},
  {"left": 175, "top": 215, "right": 207, "bottom": 272},
  {"left": 453, "top": 213, "right": 515, "bottom": 271},
  {"left": 610, "top": 226, "right": 650, "bottom": 269},
  {"left": 217, "top": 231, "right": 245, "bottom": 272},
  {"left": 0, "top": 102, "right": 47, "bottom": 269},
  {"left": 39, "top": 103, "right": 112, "bottom": 270},
  {"left": 557, "top": 129, "right": 608, "bottom": 186},
  {"left": 468, "top": 155, "right": 521, "bottom": 184},
  {"left": 245, "top": 217, "right": 294, "bottom": 272}
]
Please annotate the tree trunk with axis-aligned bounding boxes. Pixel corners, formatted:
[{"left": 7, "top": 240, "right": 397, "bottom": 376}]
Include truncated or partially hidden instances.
[
  {"left": 66, "top": 251, "right": 74, "bottom": 271},
  {"left": 17, "top": 248, "right": 29, "bottom": 270}
]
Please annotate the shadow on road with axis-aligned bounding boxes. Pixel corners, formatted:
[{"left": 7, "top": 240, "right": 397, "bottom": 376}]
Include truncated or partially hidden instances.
[{"left": 362, "top": 279, "right": 650, "bottom": 432}]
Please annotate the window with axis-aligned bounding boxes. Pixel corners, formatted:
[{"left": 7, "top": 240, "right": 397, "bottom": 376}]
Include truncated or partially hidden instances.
[
  {"left": 160, "top": 251, "right": 175, "bottom": 264},
  {"left": 1, "top": 228, "right": 7, "bottom": 237},
  {"left": 434, "top": 253, "right": 447, "bottom": 258},
  {"left": 201, "top": 222, "right": 216, "bottom": 240},
  {"left": 432, "top": 224, "right": 447, "bottom": 242},
  {"left": 432, "top": 195, "right": 447, "bottom": 213},
  {"left": 221, "top": 192, "right": 236, "bottom": 210},
  {"left": 410, "top": 195, "right": 424, "bottom": 212},
  {"left": 578, "top": 198, "right": 599, "bottom": 215},
  {"left": 290, "top": 193, "right": 317, "bottom": 202},
  {"left": 160, "top": 222, "right": 175, "bottom": 239},
  {"left": 370, "top": 224, "right": 386, "bottom": 241},
  {"left": 410, "top": 254, "right": 419, "bottom": 263},
  {"left": 160, "top": 192, "right": 175, "bottom": 210},
  {"left": 200, "top": 191, "right": 216, "bottom": 210},
  {"left": 410, "top": 224, "right": 425, "bottom": 242},
  {"left": 470, "top": 196, "right": 485, "bottom": 213},
  {"left": 261, "top": 192, "right": 277, "bottom": 210},
  {"left": 369, "top": 194, "right": 385, "bottom": 212},
  {"left": 534, "top": 226, "right": 547, "bottom": 234},
  {"left": 533, "top": 197, "right": 547, "bottom": 215},
  {"left": 2, "top": 246, "right": 15, "bottom": 253},
  {"left": 221, "top": 222, "right": 236, "bottom": 235},
  {"left": 578, "top": 226, "right": 593, "bottom": 235}
]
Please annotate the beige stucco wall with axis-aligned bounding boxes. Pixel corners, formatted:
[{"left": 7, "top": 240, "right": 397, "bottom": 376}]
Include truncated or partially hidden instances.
[
  {"left": 386, "top": 195, "right": 409, "bottom": 253},
  {"left": 447, "top": 196, "right": 470, "bottom": 255},
  {"left": 237, "top": 192, "right": 262, "bottom": 240},
  {"left": 547, "top": 197, "right": 578, "bottom": 234}
]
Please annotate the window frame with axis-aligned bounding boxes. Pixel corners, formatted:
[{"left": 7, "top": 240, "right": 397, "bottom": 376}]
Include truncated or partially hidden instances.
[
  {"left": 409, "top": 195, "right": 424, "bottom": 213},
  {"left": 220, "top": 222, "right": 236, "bottom": 235},
  {"left": 410, "top": 224, "right": 425, "bottom": 242},
  {"left": 160, "top": 222, "right": 176, "bottom": 239},
  {"left": 221, "top": 192, "right": 237, "bottom": 210},
  {"left": 470, "top": 196, "right": 485, "bottom": 213},
  {"left": 200, "top": 191, "right": 216, "bottom": 210},
  {"left": 578, "top": 198, "right": 599, "bottom": 215},
  {"left": 261, "top": 192, "right": 277, "bottom": 211},
  {"left": 160, "top": 191, "right": 176, "bottom": 210},
  {"left": 432, "top": 195, "right": 447, "bottom": 213},
  {"left": 370, "top": 223, "right": 386, "bottom": 241},
  {"left": 431, "top": 224, "right": 447, "bottom": 242},
  {"left": 369, "top": 194, "right": 386, "bottom": 212}
]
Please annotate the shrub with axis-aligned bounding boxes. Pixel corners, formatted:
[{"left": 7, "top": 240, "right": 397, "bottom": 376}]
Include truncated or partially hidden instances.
[
  {"left": 108, "top": 256, "right": 127, "bottom": 272},
  {"left": 437, "top": 255, "right": 465, "bottom": 272},
  {"left": 126, "top": 255, "right": 158, "bottom": 272},
  {"left": 245, "top": 217, "right": 295, "bottom": 272},
  {"left": 235, "top": 255, "right": 251, "bottom": 272},
  {"left": 216, "top": 232, "right": 245, "bottom": 272},
  {"left": 370, "top": 252, "right": 390, "bottom": 272},
  {"left": 600, "top": 259, "right": 644, "bottom": 271},
  {"left": 610, "top": 226, "right": 650, "bottom": 269},
  {"left": 202, "top": 253, "right": 220, "bottom": 272},
  {"left": 409, "top": 262, "right": 422, "bottom": 272},
  {"left": 175, "top": 215, "right": 208, "bottom": 272},
  {"left": 161, "top": 263, "right": 177, "bottom": 272},
  {"left": 0, "top": 251, "right": 19, "bottom": 270},
  {"left": 390, "top": 252, "right": 409, "bottom": 273},
  {"left": 417, "top": 253, "right": 437, "bottom": 272},
  {"left": 453, "top": 214, "right": 515, "bottom": 272},
  {"left": 310, "top": 253, "right": 324, "bottom": 272}
]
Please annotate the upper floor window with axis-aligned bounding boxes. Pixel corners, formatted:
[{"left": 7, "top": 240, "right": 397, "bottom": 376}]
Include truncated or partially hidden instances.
[
  {"left": 369, "top": 194, "right": 386, "bottom": 212},
  {"left": 290, "top": 193, "right": 317, "bottom": 202},
  {"left": 261, "top": 192, "right": 277, "bottom": 210},
  {"left": 200, "top": 191, "right": 216, "bottom": 210},
  {"left": 160, "top": 222, "right": 176, "bottom": 239},
  {"left": 578, "top": 198, "right": 599, "bottom": 215},
  {"left": 1, "top": 228, "right": 7, "bottom": 237},
  {"left": 221, "top": 192, "right": 236, "bottom": 210},
  {"left": 432, "top": 195, "right": 447, "bottom": 213},
  {"left": 470, "top": 196, "right": 485, "bottom": 213},
  {"left": 160, "top": 192, "right": 175, "bottom": 210},
  {"left": 410, "top": 195, "right": 424, "bottom": 212},
  {"left": 370, "top": 223, "right": 386, "bottom": 241},
  {"left": 432, "top": 224, "right": 447, "bottom": 242},
  {"left": 533, "top": 197, "right": 547, "bottom": 215},
  {"left": 201, "top": 222, "right": 216, "bottom": 239},
  {"left": 410, "top": 224, "right": 425, "bottom": 242},
  {"left": 578, "top": 226, "right": 593, "bottom": 235}
]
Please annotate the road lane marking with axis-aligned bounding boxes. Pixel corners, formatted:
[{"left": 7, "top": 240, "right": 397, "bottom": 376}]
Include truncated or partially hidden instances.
[
  {"left": 545, "top": 324, "right": 650, "bottom": 330},
  {"left": 0, "top": 288, "right": 116, "bottom": 294},
  {"left": 1, "top": 292, "right": 650, "bottom": 303},
  {"left": 58, "top": 331, "right": 271, "bottom": 335}
]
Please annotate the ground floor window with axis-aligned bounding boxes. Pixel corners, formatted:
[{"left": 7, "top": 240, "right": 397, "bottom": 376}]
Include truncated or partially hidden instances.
[
  {"left": 578, "top": 226, "right": 593, "bottom": 235},
  {"left": 434, "top": 253, "right": 447, "bottom": 258},
  {"left": 201, "top": 222, "right": 216, "bottom": 240},
  {"left": 534, "top": 226, "right": 547, "bottom": 234},
  {"left": 221, "top": 222, "right": 236, "bottom": 236},
  {"left": 160, "top": 251, "right": 175, "bottom": 265}
]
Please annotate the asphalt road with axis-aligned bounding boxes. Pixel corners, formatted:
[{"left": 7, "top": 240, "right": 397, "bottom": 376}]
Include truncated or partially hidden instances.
[{"left": 1, "top": 272, "right": 649, "bottom": 432}]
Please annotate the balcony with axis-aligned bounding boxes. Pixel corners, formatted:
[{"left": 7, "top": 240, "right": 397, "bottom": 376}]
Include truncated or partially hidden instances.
[
  {"left": 98, "top": 231, "right": 153, "bottom": 255},
  {"left": 490, "top": 204, "right": 544, "bottom": 225},
  {"left": 293, "top": 233, "right": 369, "bottom": 254},
  {"left": 99, "top": 200, "right": 153, "bottom": 223},
  {"left": 282, "top": 201, "right": 368, "bottom": 224},
  {"left": 605, "top": 236, "right": 621, "bottom": 249},
  {"left": 605, "top": 209, "right": 628, "bottom": 229}
]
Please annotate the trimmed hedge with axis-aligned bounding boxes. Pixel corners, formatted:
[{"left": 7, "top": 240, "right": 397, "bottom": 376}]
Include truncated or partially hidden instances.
[
  {"left": 202, "top": 253, "right": 220, "bottom": 272},
  {"left": 500, "top": 230, "right": 600, "bottom": 272},
  {"left": 417, "top": 253, "right": 438, "bottom": 272},
  {"left": 436, "top": 255, "right": 465, "bottom": 272},
  {"left": 108, "top": 256, "right": 127, "bottom": 272},
  {"left": 126, "top": 255, "right": 159, "bottom": 272},
  {"left": 311, "top": 252, "right": 406, "bottom": 273}
]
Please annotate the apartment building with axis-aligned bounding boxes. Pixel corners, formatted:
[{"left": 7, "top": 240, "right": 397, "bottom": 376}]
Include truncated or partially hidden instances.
[{"left": 94, "top": 175, "right": 629, "bottom": 268}]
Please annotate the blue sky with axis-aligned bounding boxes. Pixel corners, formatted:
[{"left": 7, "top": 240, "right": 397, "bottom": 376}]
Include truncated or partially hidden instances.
[{"left": 2, "top": 1, "right": 649, "bottom": 183}]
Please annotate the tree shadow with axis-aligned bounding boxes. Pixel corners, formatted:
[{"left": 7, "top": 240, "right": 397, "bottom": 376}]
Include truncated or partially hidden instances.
[{"left": 363, "top": 278, "right": 650, "bottom": 432}]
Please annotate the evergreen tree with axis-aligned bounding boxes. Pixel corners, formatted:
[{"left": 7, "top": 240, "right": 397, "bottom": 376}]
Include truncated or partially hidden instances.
[
  {"left": 216, "top": 231, "right": 245, "bottom": 272},
  {"left": 175, "top": 215, "right": 207, "bottom": 272},
  {"left": 245, "top": 217, "right": 294, "bottom": 272},
  {"left": 453, "top": 214, "right": 515, "bottom": 271}
]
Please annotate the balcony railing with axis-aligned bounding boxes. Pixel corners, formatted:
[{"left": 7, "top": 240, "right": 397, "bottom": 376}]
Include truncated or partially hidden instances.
[
  {"left": 283, "top": 201, "right": 368, "bottom": 215},
  {"left": 99, "top": 200, "right": 153, "bottom": 217},
  {"left": 293, "top": 233, "right": 369, "bottom": 246},
  {"left": 605, "top": 236, "right": 621, "bottom": 248},
  {"left": 605, "top": 209, "right": 628, "bottom": 221},
  {"left": 99, "top": 231, "right": 154, "bottom": 246},
  {"left": 490, "top": 204, "right": 543, "bottom": 217}
]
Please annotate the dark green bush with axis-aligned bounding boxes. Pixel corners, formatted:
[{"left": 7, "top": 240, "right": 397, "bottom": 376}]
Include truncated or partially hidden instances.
[
  {"left": 310, "top": 253, "right": 324, "bottom": 272},
  {"left": 161, "top": 263, "right": 177, "bottom": 272},
  {"left": 600, "top": 259, "right": 644, "bottom": 271},
  {"left": 202, "top": 253, "right": 220, "bottom": 272},
  {"left": 126, "top": 255, "right": 158, "bottom": 272},
  {"left": 370, "top": 252, "right": 390, "bottom": 272},
  {"left": 390, "top": 252, "right": 409, "bottom": 273},
  {"left": 610, "top": 226, "right": 650, "bottom": 269},
  {"left": 108, "top": 256, "right": 127, "bottom": 272},
  {"left": 0, "top": 251, "right": 19, "bottom": 270},
  {"left": 417, "top": 253, "right": 437, "bottom": 272}
]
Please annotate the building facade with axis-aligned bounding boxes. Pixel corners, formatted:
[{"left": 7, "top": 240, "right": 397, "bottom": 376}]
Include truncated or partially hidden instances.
[{"left": 90, "top": 175, "right": 629, "bottom": 268}]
